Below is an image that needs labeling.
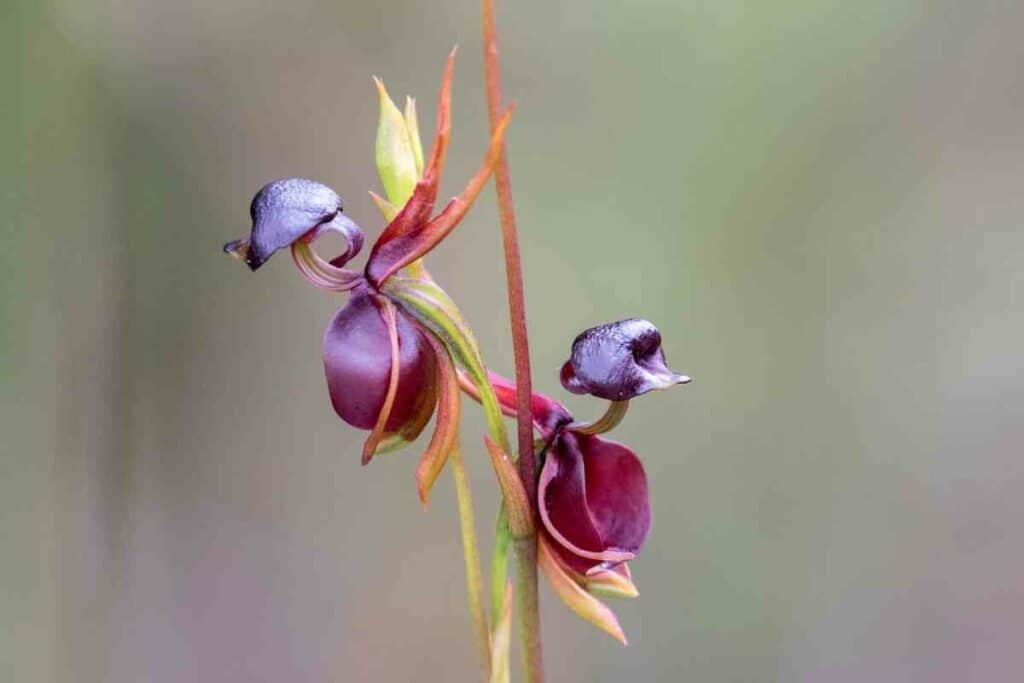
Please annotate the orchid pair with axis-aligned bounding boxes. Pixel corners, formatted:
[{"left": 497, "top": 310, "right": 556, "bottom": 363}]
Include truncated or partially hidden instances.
[{"left": 224, "top": 50, "right": 688, "bottom": 675}]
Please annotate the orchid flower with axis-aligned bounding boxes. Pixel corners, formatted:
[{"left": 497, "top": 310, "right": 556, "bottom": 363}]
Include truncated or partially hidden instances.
[
  {"left": 224, "top": 51, "right": 511, "bottom": 503},
  {"left": 461, "top": 318, "right": 689, "bottom": 644}
]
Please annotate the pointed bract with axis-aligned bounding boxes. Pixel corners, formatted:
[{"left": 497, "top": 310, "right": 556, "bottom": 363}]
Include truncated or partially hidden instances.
[
  {"left": 483, "top": 436, "right": 534, "bottom": 538},
  {"left": 366, "top": 107, "right": 512, "bottom": 286},
  {"left": 369, "top": 51, "right": 454, "bottom": 257},
  {"left": 404, "top": 96, "right": 425, "bottom": 176},
  {"left": 365, "top": 53, "right": 515, "bottom": 287},
  {"left": 375, "top": 78, "right": 420, "bottom": 208},
  {"left": 544, "top": 539, "right": 639, "bottom": 599},
  {"left": 538, "top": 537, "right": 628, "bottom": 645}
]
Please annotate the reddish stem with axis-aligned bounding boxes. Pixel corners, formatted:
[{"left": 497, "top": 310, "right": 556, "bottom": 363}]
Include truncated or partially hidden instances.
[{"left": 481, "top": 1, "right": 543, "bottom": 681}]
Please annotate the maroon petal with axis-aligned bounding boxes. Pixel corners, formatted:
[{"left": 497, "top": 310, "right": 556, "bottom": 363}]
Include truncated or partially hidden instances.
[
  {"left": 561, "top": 318, "right": 690, "bottom": 401},
  {"left": 539, "top": 432, "right": 650, "bottom": 563},
  {"left": 225, "top": 178, "right": 362, "bottom": 271},
  {"left": 322, "top": 292, "right": 436, "bottom": 439}
]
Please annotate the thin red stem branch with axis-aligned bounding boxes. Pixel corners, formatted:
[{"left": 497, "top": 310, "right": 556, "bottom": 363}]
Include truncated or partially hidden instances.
[{"left": 481, "top": 1, "right": 543, "bottom": 682}]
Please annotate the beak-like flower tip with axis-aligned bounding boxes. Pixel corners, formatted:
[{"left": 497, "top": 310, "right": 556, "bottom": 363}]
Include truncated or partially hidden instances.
[
  {"left": 560, "top": 317, "right": 690, "bottom": 401},
  {"left": 226, "top": 178, "right": 351, "bottom": 270},
  {"left": 223, "top": 238, "right": 250, "bottom": 263}
]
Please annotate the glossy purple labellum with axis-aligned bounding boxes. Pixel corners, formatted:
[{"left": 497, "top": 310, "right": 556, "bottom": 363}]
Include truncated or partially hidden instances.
[
  {"left": 560, "top": 318, "right": 690, "bottom": 401},
  {"left": 224, "top": 178, "right": 363, "bottom": 271}
]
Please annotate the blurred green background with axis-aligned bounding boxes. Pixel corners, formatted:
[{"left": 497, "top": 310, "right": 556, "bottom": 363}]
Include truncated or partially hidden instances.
[{"left": 4, "top": 0, "right": 1023, "bottom": 681}]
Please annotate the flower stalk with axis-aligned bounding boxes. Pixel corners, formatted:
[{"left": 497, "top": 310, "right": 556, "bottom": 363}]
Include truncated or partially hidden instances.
[
  {"left": 481, "top": 1, "right": 543, "bottom": 681},
  {"left": 450, "top": 443, "right": 491, "bottom": 675},
  {"left": 568, "top": 400, "right": 631, "bottom": 436}
]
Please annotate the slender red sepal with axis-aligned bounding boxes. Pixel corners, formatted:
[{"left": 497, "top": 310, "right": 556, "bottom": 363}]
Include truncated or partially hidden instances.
[
  {"left": 368, "top": 51, "right": 454, "bottom": 258},
  {"left": 360, "top": 297, "right": 402, "bottom": 465},
  {"left": 415, "top": 331, "right": 461, "bottom": 506},
  {"left": 456, "top": 368, "right": 571, "bottom": 438},
  {"left": 368, "top": 106, "right": 512, "bottom": 287}
]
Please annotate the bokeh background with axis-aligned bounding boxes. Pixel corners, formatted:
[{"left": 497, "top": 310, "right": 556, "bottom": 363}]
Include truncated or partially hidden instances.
[{"left": 4, "top": 0, "right": 1023, "bottom": 680}]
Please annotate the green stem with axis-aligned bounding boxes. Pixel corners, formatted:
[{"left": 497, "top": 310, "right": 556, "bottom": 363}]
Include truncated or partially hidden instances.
[
  {"left": 490, "top": 507, "right": 512, "bottom": 683},
  {"left": 491, "top": 506, "right": 511, "bottom": 620},
  {"left": 451, "top": 444, "right": 492, "bottom": 677}
]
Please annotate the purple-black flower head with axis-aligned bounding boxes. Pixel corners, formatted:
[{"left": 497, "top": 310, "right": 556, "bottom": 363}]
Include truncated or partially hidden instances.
[
  {"left": 224, "top": 178, "right": 362, "bottom": 271},
  {"left": 560, "top": 318, "right": 690, "bottom": 401}
]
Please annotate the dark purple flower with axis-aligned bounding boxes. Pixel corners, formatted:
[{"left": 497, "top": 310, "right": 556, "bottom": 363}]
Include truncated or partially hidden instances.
[
  {"left": 464, "top": 368, "right": 652, "bottom": 574},
  {"left": 560, "top": 318, "right": 690, "bottom": 401},
  {"left": 463, "top": 367, "right": 651, "bottom": 642},
  {"left": 222, "top": 54, "right": 510, "bottom": 502}
]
